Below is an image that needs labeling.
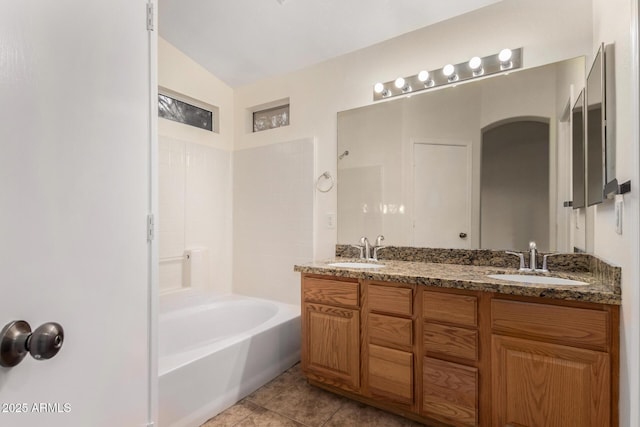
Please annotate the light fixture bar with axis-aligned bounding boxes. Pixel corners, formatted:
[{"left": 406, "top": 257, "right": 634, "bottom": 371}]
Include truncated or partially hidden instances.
[{"left": 372, "top": 47, "right": 522, "bottom": 101}]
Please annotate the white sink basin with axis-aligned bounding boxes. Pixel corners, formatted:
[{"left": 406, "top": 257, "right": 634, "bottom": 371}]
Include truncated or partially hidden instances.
[
  {"left": 328, "top": 262, "right": 385, "bottom": 269},
  {"left": 487, "top": 274, "right": 587, "bottom": 286}
]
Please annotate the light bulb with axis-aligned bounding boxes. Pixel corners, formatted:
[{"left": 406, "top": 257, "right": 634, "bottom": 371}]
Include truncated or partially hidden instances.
[
  {"left": 469, "top": 56, "right": 484, "bottom": 76},
  {"left": 418, "top": 70, "right": 430, "bottom": 82},
  {"left": 469, "top": 56, "right": 482, "bottom": 70},
  {"left": 442, "top": 64, "right": 455, "bottom": 77},
  {"left": 394, "top": 77, "right": 405, "bottom": 89},
  {"left": 499, "top": 48, "right": 514, "bottom": 70},
  {"left": 498, "top": 48, "right": 513, "bottom": 62},
  {"left": 374, "top": 82, "right": 384, "bottom": 94}
]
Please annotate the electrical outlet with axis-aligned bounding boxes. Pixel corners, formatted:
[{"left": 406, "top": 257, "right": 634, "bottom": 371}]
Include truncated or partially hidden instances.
[{"left": 326, "top": 213, "right": 336, "bottom": 229}]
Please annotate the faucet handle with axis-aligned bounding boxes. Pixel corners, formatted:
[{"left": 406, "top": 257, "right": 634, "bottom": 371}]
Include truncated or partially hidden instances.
[
  {"left": 541, "top": 253, "right": 563, "bottom": 273},
  {"left": 505, "top": 251, "right": 527, "bottom": 271},
  {"left": 372, "top": 237, "right": 386, "bottom": 261}
]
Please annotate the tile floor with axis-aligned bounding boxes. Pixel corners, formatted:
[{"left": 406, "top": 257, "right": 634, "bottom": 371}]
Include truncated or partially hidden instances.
[{"left": 201, "top": 363, "right": 426, "bottom": 427}]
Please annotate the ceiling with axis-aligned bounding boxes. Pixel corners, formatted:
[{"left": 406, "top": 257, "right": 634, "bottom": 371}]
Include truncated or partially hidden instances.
[{"left": 158, "top": 0, "right": 502, "bottom": 88}]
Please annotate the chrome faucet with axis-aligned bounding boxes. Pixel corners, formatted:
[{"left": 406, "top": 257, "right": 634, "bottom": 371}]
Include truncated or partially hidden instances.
[
  {"left": 361, "top": 237, "right": 371, "bottom": 260},
  {"left": 541, "top": 253, "right": 563, "bottom": 273},
  {"left": 351, "top": 237, "right": 371, "bottom": 260},
  {"left": 506, "top": 241, "right": 547, "bottom": 272},
  {"left": 529, "top": 241, "right": 538, "bottom": 271},
  {"left": 372, "top": 235, "right": 386, "bottom": 261},
  {"left": 505, "top": 251, "right": 527, "bottom": 271},
  {"left": 352, "top": 235, "right": 386, "bottom": 261}
]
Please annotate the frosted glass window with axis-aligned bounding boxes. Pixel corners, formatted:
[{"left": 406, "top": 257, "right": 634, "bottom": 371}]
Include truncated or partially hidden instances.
[
  {"left": 158, "top": 93, "right": 213, "bottom": 131},
  {"left": 253, "top": 104, "right": 290, "bottom": 132}
]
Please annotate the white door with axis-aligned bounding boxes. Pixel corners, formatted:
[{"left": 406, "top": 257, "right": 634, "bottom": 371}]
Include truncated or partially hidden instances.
[
  {"left": 0, "top": 2, "right": 156, "bottom": 427},
  {"left": 413, "top": 141, "right": 471, "bottom": 248}
]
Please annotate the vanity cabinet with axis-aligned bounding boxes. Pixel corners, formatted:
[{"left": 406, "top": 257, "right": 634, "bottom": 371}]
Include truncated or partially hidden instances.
[
  {"left": 491, "top": 298, "right": 617, "bottom": 427},
  {"left": 300, "top": 273, "right": 619, "bottom": 427},
  {"left": 301, "top": 275, "right": 360, "bottom": 392}
]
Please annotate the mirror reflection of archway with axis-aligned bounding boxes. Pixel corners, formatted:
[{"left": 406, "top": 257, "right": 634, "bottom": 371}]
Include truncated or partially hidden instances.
[{"left": 480, "top": 118, "right": 550, "bottom": 251}]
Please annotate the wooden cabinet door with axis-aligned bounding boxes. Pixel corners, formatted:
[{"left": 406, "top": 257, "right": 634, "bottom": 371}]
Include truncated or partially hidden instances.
[
  {"left": 368, "top": 344, "right": 414, "bottom": 404},
  {"left": 303, "top": 302, "right": 360, "bottom": 391},
  {"left": 423, "top": 357, "right": 478, "bottom": 427},
  {"left": 492, "top": 335, "right": 610, "bottom": 427}
]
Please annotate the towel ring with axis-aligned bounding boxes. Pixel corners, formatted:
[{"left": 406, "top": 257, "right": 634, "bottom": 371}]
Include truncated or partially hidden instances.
[{"left": 316, "top": 171, "right": 334, "bottom": 193}]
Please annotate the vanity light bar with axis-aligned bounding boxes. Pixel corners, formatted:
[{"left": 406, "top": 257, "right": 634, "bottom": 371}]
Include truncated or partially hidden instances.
[{"left": 372, "top": 48, "right": 522, "bottom": 101}]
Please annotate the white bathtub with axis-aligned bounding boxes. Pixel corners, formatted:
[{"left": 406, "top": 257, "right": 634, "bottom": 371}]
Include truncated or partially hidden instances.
[{"left": 158, "top": 292, "right": 301, "bottom": 427}]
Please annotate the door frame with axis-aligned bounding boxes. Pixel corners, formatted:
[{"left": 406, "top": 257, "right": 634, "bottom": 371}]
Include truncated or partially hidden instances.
[{"left": 146, "top": 1, "right": 159, "bottom": 424}]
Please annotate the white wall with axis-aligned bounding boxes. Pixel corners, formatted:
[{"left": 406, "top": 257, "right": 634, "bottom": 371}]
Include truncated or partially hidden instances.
[
  {"left": 232, "top": 139, "right": 314, "bottom": 304},
  {"left": 234, "top": 0, "right": 593, "bottom": 261},
  {"left": 158, "top": 136, "right": 232, "bottom": 294},
  {"left": 158, "top": 38, "right": 234, "bottom": 294},
  {"left": 590, "top": 0, "right": 640, "bottom": 425}
]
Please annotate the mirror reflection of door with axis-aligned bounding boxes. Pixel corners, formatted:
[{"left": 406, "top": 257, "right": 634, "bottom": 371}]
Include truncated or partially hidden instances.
[
  {"left": 413, "top": 140, "right": 471, "bottom": 249},
  {"left": 480, "top": 120, "right": 550, "bottom": 251}
]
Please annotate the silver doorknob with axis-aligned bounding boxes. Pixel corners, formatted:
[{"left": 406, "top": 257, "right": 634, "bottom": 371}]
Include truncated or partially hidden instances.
[
  {"left": 29, "top": 323, "right": 64, "bottom": 361},
  {"left": 0, "top": 321, "right": 64, "bottom": 367}
]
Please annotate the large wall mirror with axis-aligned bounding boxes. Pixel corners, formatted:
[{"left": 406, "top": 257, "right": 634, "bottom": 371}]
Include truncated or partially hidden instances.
[
  {"left": 586, "top": 45, "right": 605, "bottom": 205},
  {"left": 337, "top": 56, "right": 585, "bottom": 253},
  {"left": 586, "top": 43, "right": 617, "bottom": 203},
  {"left": 572, "top": 89, "right": 586, "bottom": 209}
]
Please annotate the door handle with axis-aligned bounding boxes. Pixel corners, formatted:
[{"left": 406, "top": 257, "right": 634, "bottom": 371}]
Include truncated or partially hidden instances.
[{"left": 0, "top": 320, "right": 64, "bottom": 367}]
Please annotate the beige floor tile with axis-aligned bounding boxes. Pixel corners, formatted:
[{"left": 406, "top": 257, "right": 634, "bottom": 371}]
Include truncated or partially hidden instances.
[
  {"left": 201, "top": 400, "right": 265, "bottom": 427},
  {"left": 201, "top": 363, "right": 428, "bottom": 427},
  {"left": 260, "top": 381, "right": 345, "bottom": 427},
  {"left": 245, "top": 365, "right": 306, "bottom": 406},
  {"left": 235, "top": 410, "right": 305, "bottom": 427},
  {"left": 323, "top": 400, "right": 426, "bottom": 427}
]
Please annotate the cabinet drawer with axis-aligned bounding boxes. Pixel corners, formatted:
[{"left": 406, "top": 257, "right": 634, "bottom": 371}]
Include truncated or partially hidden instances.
[
  {"left": 369, "top": 344, "right": 413, "bottom": 404},
  {"left": 369, "top": 284, "right": 413, "bottom": 316},
  {"left": 423, "top": 291, "right": 477, "bottom": 327},
  {"left": 303, "top": 277, "right": 359, "bottom": 308},
  {"left": 423, "top": 357, "right": 478, "bottom": 426},
  {"left": 491, "top": 299, "right": 609, "bottom": 350},
  {"left": 369, "top": 313, "right": 413, "bottom": 350},
  {"left": 423, "top": 322, "right": 478, "bottom": 361}
]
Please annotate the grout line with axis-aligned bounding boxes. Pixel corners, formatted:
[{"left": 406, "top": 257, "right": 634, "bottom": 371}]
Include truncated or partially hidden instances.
[{"left": 318, "top": 396, "right": 347, "bottom": 427}]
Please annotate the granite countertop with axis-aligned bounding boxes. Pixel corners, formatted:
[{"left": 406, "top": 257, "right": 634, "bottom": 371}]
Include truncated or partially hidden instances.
[{"left": 294, "top": 257, "right": 621, "bottom": 305}]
